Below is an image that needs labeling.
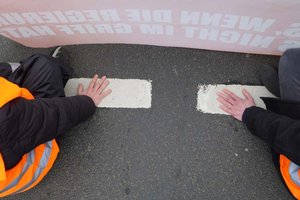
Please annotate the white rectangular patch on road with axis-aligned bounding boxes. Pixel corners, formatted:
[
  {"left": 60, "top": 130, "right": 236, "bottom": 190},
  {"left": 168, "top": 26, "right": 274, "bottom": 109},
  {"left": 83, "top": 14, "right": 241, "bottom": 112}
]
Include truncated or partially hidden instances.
[
  {"left": 197, "top": 84, "right": 277, "bottom": 114},
  {"left": 64, "top": 78, "right": 152, "bottom": 108}
]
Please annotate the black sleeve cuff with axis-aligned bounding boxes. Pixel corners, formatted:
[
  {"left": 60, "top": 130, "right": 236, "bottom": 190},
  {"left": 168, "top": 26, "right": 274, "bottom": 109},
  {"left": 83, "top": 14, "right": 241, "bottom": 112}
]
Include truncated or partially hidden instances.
[
  {"left": 242, "top": 106, "right": 266, "bottom": 133},
  {"left": 70, "top": 95, "right": 96, "bottom": 122},
  {"left": 54, "top": 95, "right": 97, "bottom": 134}
]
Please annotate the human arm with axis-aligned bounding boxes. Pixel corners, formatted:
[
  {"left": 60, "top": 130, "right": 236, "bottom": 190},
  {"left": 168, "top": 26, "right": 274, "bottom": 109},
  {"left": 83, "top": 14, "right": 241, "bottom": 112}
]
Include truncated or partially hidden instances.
[
  {"left": 242, "top": 106, "right": 300, "bottom": 165},
  {"left": 6, "top": 74, "right": 111, "bottom": 154},
  {"left": 6, "top": 95, "right": 95, "bottom": 154},
  {"left": 217, "top": 88, "right": 300, "bottom": 165}
]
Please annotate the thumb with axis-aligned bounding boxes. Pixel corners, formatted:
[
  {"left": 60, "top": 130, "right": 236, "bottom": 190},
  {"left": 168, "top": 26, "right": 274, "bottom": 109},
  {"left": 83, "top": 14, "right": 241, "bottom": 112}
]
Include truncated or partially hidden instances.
[{"left": 77, "top": 83, "right": 84, "bottom": 95}]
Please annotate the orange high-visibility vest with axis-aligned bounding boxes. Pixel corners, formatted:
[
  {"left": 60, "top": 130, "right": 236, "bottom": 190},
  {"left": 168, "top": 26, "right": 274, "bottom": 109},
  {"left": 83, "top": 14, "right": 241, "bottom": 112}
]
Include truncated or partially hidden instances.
[
  {"left": 280, "top": 155, "right": 300, "bottom": 199},
  {"left": 0, "top": 77, "right": 59, "bottom": 197}
]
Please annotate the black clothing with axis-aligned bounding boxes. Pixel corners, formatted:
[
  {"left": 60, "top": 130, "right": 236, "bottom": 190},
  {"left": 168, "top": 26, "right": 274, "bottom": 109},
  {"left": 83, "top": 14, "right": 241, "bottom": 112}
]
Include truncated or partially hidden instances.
[
  {"left": 258, "top": 65, "right": 280, "bottom": 97},
  {"left": 242, "top": 48, "right": 300, "bottom": 167},
  {"left": 0, "top": 54, "right": 96, "bottom": 170},
  {"left": 279, "top": 48, "right": 300, "bottom": 101},
  {"left": 243, "top": 105, "right": 300, "bottom": 166},
  {"left": 7, "top": 54, "right": 73, "bottom": 98}
]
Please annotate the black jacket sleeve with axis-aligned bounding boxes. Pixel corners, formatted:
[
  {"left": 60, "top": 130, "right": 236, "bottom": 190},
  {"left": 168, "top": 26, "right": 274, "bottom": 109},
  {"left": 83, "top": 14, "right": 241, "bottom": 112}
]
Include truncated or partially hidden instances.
[
  {"left": 242, "top": 106, "right": 300, "bottom": 165},
  {"left": 6, "top": 95, "right": 96, "bottom": 154}
]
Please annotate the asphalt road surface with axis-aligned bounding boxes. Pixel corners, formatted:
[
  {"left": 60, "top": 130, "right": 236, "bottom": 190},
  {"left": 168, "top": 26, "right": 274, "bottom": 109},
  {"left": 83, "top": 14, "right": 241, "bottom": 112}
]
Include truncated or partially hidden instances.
[{"left": 0, "top": 36, "right": 293, "bottom": 200}]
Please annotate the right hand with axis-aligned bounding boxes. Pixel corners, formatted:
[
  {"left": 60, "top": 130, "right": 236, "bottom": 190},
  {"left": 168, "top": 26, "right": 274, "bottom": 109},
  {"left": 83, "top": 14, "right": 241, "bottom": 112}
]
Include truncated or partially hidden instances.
[
  {"left": 77, "top": 74, "right": 112, "bottom": 106},
  {"left": 216, "top": 88, "right": 255, "bottom": 121}
]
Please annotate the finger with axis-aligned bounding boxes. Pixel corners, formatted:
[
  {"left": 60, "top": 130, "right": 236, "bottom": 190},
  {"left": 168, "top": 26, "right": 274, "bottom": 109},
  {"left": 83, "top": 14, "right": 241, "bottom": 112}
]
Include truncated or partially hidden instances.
[
  {"left": 219, "top": 105, "right": 233, "bottom": 115},
  {"left": 95, "top": 76, "right": 106, "bottom": 91},
  {"left": 96, "top": 89, "right": 112, "bottom": 106},
  {"left": 88, "top": 74, "right": 98, "bottom": 91},
  {"left": 217, "top": 96, "right": 233, "bottom": 108},
  {"left": 100, "top": 89, "right": 112, "bottom": 98},
  {"left": 77, "top": 83, "right": 83, "bottom": 94},
  {"left": 97, "top": 79, "right": 110, "bottom": 94},
  {"left": 223, "top": 88, "right": 241, "bottom": 100},
  {"left": 217, "top": 91, "right": 235, "bottom": 105},
  {"left": 242, "top": 89, "right": 253, "bottom": 100}
]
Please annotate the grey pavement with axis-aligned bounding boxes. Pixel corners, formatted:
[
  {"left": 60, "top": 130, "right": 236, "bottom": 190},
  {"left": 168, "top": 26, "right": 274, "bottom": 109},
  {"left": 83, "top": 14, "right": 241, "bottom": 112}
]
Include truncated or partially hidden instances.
[{"left": 0, "top": 35, "right": 293, "bottom": 200}]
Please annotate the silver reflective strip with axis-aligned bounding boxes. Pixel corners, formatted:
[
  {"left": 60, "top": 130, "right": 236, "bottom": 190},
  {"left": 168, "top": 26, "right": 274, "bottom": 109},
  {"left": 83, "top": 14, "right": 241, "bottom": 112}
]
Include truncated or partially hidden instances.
[
  {"left": 8, "top": 62, "right": 20, "bottom": 72},
  {"left": 0, "top": 150, "right": 35, "bottom": 193},
  {"left": 15, "top": 141, "right": 53, "bottom": 194},
  {"left": 289, "top": 161, "right": 300, "bottom": 186}
]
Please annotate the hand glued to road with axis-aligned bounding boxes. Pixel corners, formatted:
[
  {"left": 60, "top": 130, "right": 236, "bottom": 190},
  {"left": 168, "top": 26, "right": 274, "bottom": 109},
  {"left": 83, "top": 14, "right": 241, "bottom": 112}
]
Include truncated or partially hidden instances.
[{"left": 77, "top": 74, "right": 112, "bottom": 106}]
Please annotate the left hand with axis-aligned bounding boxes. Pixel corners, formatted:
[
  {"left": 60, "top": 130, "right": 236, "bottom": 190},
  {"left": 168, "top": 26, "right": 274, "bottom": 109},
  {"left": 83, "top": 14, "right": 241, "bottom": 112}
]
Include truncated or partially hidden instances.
[{"left": 217, "top": 88, "right": 255, "bottom": 121}]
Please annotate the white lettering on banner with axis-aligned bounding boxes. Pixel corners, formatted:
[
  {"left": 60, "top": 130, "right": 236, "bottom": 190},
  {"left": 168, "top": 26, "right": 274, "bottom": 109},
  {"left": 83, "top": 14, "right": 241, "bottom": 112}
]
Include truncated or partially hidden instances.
[
  {"left": 22, "top": 12, "right": 44, "bottom": 24},
  {"left": 180, "top": 11, "right": 222, "bottom": 27},
  {"left": 0, "top": 13, "right": 25, "bottom": 25},
  {"left": 94, "top": 24, "right": 114, "bottom": 33},
  {"left": 65, "top": 10, "right": 86, "bottom": 23},
  {"left": 56, "top": 25, "right": 73, "bottom": 35},
  {"left": 198, "top": 29, "right": 218, "bottom": 41},
  {"left": 0, "top": 26, "right": 56, "bottom": 38},
  {"left": 181, "top": 12, "right": 224, "bottom": 27},
  {"left": 52, "top": 11, "right": 69, "bottom": 23},
  {"left": 82, "top": 24, "right": 97, "bottom": 34},
  {"left": 32, "top": 26, "right": 55, "bottom": 36},
  {"left": 201, "top": 12, "right": 222, "bottom": 27},
  {"left": 239, "top": 33, "right": 253, "bottom": 45},
  {"left": 94, "top": 24, "right": 132, "bottom": 33},
  {"left": 18, "top": 27, "right": 40, "bottom": 38},
  {"left": 183, "top": 27, "right": 275, "bottom": 48},
  {"left": 239, "top": 17, "right": 275, "bottom": 32},
  {"left": 180, "top": 11, "right": 200, "bottom": 25},
  {"left": 221, "top": 15, "right": 239, "bottom": 29},
  {"left": 99, "top": 9, "right": 120, "bottom": 21},
  {"left": 140, "top": 24, "right": 174, "bottom": 35},
  {"left": 0, "top": 15, "right": 9, "bottom": 26},
  {"left": 55, "top": 23, "right": 132, "bottom": 34},
  {"left": 83, "top": 10, "right": 102, "bottom": 22},
  {"left": 0, "top": 9, "right": 298, "bottom": 53},
  {"left": 183, "top": 26, "right": 198, "bottom": 38},
  {"left": 180, "top": 11, "right": 275, "bottom": 32},
  {"left": 0, "top": 28, "right": 21, "bottom": 37},
  {"left": 283, "top": 23, "right": 300, "bottom": 37},
  {"left": 250, "top": 35, "right": 274, "bottom": 48},
  {"left": 153, "top": 10, "right": 172, "bottom": 23},
  {"left": 0, "top": 10, "right": 120, "bottom": 26},
  {"left": 126, "top": 9, "right": 172, "bottom": 23},
  {"left": 278, "top": 40, "right": 300, "bottom": 52},
  {"left": 115, "top": 24, "right": 132, "bottom": 33},
  {"left": 38, "top": 12, "right": 60, "bottom": 23},
  {"left": 70, "top": 24, "right": 88, "bottom": 34},
  {"left": 126, "top": 9, "right": 140, "bottom": 22},
  {"left": 219, "top": 31, "right": 240, "bottom": 43}
]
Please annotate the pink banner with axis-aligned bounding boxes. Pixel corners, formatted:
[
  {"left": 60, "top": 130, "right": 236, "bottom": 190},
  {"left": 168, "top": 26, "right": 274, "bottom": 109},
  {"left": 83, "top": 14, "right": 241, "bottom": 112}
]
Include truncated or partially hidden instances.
[{"left": 0, "top": 0, "right": 300, "bottom": 55}]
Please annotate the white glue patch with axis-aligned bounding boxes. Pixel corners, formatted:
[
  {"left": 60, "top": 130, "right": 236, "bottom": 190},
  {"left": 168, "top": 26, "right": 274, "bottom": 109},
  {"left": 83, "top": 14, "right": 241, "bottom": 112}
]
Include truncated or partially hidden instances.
[
  {"left": 197, "top": 84, "right": 277, "bottom": 114},
  {"left": 64, "top": 78, "right": 152, "bottom": 108}
]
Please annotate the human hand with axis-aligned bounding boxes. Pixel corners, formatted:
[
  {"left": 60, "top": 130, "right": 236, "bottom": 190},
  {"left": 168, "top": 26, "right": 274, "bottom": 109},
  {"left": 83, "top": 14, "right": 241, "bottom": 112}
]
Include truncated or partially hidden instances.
[
  {"left": 216, "top": 88, "right": 255, "bottom": 121},
  {"left": 77, "top": 74, "right": 112, "bottom": 106}
]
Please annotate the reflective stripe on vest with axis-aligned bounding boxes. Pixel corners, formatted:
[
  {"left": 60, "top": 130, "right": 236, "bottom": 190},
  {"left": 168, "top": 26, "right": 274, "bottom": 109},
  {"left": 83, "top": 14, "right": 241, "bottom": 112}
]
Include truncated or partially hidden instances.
[
  {"left": 289, "top": 161, "right": 300, "bottom": 186},
  {"left": 0, "top": 77, "right": 59, "bottom": 197},
  {"left": 280, "top": 154, "right": 300, "bottom": 199}
]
